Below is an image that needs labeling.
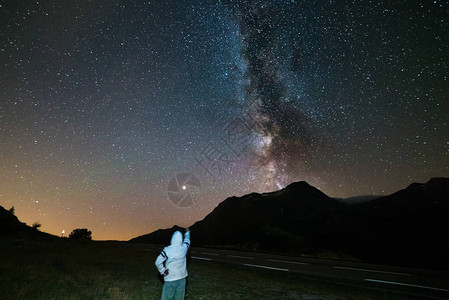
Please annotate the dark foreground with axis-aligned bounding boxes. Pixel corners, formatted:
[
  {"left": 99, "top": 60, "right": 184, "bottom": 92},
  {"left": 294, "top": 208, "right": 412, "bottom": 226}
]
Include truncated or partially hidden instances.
[{"left": 0, "top": 238, "right": 444, "bottom": 299}]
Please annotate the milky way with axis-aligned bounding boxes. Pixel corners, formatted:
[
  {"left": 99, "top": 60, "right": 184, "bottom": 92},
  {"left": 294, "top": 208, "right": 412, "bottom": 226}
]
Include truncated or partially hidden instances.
[
  {"left": 1, "top": 0, "right": 448, "bottom": 240},
  {"left": 229, "top": 0, "right": 320, "bottom": 189}
]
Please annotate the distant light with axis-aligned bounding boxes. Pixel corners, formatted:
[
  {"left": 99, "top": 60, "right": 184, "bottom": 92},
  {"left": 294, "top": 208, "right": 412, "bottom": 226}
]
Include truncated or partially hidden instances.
[{"left": 182, "top": 185, "right": 187, "bottom": 190}]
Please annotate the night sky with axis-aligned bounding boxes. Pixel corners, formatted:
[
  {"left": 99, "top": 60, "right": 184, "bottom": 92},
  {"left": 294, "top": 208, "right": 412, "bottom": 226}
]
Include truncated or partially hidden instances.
[{"left": 1, "top": 0, "right": 448, "bottom": 240}]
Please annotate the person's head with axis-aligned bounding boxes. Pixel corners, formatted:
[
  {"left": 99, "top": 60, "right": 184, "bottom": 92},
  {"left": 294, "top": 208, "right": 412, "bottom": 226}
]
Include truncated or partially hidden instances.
[{"left": 170, "top": 231, "right": 183, "bottom": 246}]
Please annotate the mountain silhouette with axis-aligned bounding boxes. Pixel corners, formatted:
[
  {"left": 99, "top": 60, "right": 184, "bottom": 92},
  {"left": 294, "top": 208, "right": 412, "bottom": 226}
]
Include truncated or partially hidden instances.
[
  {"left": 333, "top": 177, "right": 449, "bottom": 266},
  {"left": 130, "top": 178, "right": 449, "bottom": 268},
  {"left": 131, "top": 181, "right": 341, "bottom": 248},
  {"left": 189, "top": 181, "right": 344, "bottom": 248}
]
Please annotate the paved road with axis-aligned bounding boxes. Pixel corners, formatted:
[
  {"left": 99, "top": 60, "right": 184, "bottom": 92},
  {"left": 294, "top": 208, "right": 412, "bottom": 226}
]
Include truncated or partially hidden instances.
[{"left": 139, "top": 244, "right": 449, "bottom": 299}]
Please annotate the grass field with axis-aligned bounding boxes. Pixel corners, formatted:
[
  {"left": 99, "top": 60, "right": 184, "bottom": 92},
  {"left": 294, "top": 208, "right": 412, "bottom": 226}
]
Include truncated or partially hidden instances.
[{"left": 0, "top": 238, "right": 426, "bottom": 299}]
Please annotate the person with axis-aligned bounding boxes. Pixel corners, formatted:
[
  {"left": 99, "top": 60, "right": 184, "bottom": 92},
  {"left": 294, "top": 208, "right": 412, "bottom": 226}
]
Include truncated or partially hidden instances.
[{"left": 155, "top": 228, "right": 190, "bottom": 300}]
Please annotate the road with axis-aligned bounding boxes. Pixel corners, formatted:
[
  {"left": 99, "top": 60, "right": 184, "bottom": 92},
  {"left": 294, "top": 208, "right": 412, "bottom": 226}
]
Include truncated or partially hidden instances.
[{"left": 139, "top": 244, "right": 449, "bottom": 299}]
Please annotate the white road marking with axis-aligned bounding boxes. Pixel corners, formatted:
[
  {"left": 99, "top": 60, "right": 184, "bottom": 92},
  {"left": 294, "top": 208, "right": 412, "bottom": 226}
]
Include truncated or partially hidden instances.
[
  {"left": 201, "top": 252, "right": 219, "bottom": 256},
  {"left": 334, "top": 266, "right": 410, "bottom": 276},
  {"left": 268, "top": 259, "right": 309, "bottom": 265},
  {"left": 244, "top": 263, "right": 289, "bottom": 272},
  {"left": 365, "top": 279, "right": 449, "bottom": 292},
  {"left": 227, "top": 255, "right": 254, "bottom": 259},
  {"left": 191, "top": 256, "right": 212, "bottom": 261}
]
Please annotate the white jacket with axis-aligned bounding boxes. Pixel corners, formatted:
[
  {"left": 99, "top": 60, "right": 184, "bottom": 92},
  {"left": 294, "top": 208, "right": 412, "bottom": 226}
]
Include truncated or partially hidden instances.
[{"left": 155, "top": 230, "right": 190, "bottom": 282}]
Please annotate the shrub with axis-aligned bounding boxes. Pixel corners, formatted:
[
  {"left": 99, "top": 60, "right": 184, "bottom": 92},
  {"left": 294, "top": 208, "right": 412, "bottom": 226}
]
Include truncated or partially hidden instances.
[{"left": 69, "top": 228, "right": 92, "bottom": 240}]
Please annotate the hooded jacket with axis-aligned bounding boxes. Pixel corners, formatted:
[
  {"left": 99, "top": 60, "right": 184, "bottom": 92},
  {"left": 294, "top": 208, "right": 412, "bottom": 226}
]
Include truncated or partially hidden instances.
[{"left": 155, "top": 230, "right": 190, "bottom": 282}]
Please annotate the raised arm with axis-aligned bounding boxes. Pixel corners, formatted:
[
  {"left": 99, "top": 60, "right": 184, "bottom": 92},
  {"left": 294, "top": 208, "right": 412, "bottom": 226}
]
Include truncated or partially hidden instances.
[{"left": 183, "top": 228, "right": 190, "bottom": 249}]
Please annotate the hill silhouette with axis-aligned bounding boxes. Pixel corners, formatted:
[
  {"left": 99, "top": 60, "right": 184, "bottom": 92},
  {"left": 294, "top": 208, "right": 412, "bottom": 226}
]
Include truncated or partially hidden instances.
[
  {"left": 0, "top": 205, "right": 55, "bottom": 240},
  {"left": 130, "top": 178, "right": 449, "bottom": 268}
]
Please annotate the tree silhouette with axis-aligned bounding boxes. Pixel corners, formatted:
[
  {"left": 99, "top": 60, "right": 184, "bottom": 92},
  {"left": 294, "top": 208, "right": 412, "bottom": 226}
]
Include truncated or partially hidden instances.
[
  {"left": 9, "top": 206, "right": 15, "bottom": 215},
  {"left": 32, "top": 222, "right": 41, "bottom": 230},
  {"left": 69, "top": 228, "right": 92, "bottom": 240}
]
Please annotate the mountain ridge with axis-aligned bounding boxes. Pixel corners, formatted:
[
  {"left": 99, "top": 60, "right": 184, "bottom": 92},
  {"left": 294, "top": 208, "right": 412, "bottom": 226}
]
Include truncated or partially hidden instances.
[{"left": 130, "top": 177, "right": 449, "bottom": 268}]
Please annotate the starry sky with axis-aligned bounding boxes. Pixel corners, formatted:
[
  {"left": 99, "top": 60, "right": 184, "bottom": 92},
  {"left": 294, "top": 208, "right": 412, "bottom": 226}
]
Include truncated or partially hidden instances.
[{"left": 1, "top": 0, "right": 448, "bottom": 240}]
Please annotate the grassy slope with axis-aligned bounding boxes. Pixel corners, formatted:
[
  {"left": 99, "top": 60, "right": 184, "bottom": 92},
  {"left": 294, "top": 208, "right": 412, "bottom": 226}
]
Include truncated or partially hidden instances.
[{"left": 0, "top": 239, "right": 425, "bottom": 300}]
